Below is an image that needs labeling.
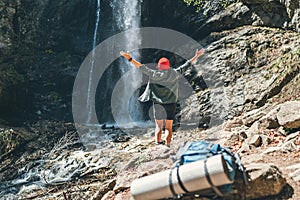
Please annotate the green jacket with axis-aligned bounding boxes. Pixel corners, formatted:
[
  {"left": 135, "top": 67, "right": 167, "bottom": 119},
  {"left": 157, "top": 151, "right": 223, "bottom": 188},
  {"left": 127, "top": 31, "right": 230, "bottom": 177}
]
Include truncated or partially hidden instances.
[{"left": 138, "top": 60, "right": 191, "bottom": 104}]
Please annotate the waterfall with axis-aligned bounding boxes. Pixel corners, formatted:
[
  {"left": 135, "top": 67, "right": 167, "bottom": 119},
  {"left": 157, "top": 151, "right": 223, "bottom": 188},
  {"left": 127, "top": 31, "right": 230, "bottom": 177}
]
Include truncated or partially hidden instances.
[
  {"left": 87, "top": 0, "right": 101, "bottom": 124},
  {"left": 85, "top": 0, "right": 143, "bottom": 126},
  {"left": 111, "top": 0, "right": 143, "bottom": 126}
]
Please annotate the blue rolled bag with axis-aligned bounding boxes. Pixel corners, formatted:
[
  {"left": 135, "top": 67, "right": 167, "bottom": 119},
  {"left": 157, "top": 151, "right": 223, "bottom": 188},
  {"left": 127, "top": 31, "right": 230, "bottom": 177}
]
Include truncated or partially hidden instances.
[{"left": 169, "top": 140, "right": 248, "bottom": 199}]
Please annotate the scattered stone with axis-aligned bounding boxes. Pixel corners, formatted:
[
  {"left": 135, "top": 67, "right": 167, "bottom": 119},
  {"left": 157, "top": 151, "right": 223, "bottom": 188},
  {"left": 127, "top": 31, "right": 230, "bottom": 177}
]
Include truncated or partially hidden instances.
[
  {"left": 92, "top": 180, "right": 116, "bottom": 200},
  {"left": 263, "top": 133, "right": 299, "bottom": 154},
  {"left": 224, "top": 117, "right": 243, "bottom": 131},
  {"left": 246, "top": 121, "right": 261, "bottom": 138},
  {"left": 263, "top": 146, "right": 282, "bottom": 154},
  {"left": 115, "top": 189, "right": 133, "bottom": 200},
  {"left": 287, "top": 163, "right": 300, "bottom": 182},
  {"left": 278, "top": 126, "right": 288, "bottom": 136},
  {"left": 289, "top": 168, "right": 300, "bottom": 182},
  {"left": 277, "top": 101, "right": 300, "bottom": 129},
  {"left": 237, "top": 142, "right": 251, "bottom": 154},
  {"left": 260, "top": 134, "right": 272, "bottom": 146},
  {"left": 284, "top": 132, "right": 299, "bottom": 143},
  {"left": 100, "top": 191, "right": 115, "bottom": 200},
  {"left": 249, "top": 134, "right": 262, "bottom": 147},
  {"left": 114, "top": 159, "right": 172, "bottom": 193},
  {"left": 280, "top": 139, "right": 298, "bottom": 152},
  {"left": 259, "top": 105, "right": 281, "bottom": 129},
  {"left": 242, "top": 154, "right": 264, "bottom": 164},
  {"left": 242, "top": 105, "right": 270, "bottom": 126}
]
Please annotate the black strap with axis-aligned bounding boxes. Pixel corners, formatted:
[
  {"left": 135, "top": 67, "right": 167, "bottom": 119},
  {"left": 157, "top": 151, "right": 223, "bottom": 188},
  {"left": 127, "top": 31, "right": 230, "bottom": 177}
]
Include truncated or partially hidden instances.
[
  {"left": 204, "top": 159, "right": 223, "bottom": 197},
  {"left": 176, "top": 164, "right": 190, "bottom": 193},
  {"left": 169, "top": 165, "right": 177, "bottom": 196}
]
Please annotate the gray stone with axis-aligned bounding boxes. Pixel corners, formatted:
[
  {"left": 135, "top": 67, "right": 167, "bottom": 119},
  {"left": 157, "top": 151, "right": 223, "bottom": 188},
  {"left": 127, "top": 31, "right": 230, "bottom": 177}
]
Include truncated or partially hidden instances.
[
  {"left": 280, "top": 139, "right": 298, "bottom": 152},
  {"left": 284, "top": 132, "right": 299, "bottom": 143},
  {"left": 242, "top": 104, "right": 273, "bottom": 126},
  {"left": 224, "top": 117, "right": 243, "bottom": 131},
  {"left": 237, "top": 142, "right": 251, "bottom": 154},
  {"left": 263, "top": 146, "right": 282, "bottom": 154},
  {"left": 287, "top": 163, "right": 300, "bottom": 182},
  {"left": 277, "top": 101, "right": 300, "bottom": 129},
  {"left": 263, "top": 135, "right": 298, "bottom": 153},
  {"left": 249, "top": 134, "right": 262, "bottom": 147},
  {"left": 260, "top": 134, "right": 272, "bottom": 146},
  {"left": 289, "top": 168, "right": 300, "bottom": 181},
  {"left": 100, "top": 191, "right": 115, "bottom": 200},
  {"left": 291, "top": 9, "right": 300, "bottom": 32},
  {"left": 247, "top": 121, "right": 261, "bottom": 138},
  {"left": 259, "top": 105, "right": 281, "bottom": 129},
  {"left": 278, "top": 126, "right": 288, "bottom": 136},
  {"left": 242, "top": 154, "right": 264, "bottom": 164}
]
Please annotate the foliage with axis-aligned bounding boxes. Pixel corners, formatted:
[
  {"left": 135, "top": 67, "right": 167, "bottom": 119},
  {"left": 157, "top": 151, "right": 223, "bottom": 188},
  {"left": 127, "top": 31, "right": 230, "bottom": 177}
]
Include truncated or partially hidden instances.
[{"left": 183, "top": 0, "right": 240, "bottom": 12}]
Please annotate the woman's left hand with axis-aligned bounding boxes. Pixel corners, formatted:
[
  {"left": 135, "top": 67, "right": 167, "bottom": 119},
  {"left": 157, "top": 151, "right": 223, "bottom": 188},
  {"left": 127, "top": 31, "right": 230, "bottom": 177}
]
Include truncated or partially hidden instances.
[{"left": 195, "top": 48, "right": 205, "bottom": 57}]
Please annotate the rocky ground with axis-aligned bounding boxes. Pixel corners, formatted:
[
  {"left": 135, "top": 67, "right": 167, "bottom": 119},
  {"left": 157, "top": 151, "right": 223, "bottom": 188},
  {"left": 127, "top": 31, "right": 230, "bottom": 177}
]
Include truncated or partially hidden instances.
[{"left": 1, "top": 101, "right": 299, "bottom": 200}]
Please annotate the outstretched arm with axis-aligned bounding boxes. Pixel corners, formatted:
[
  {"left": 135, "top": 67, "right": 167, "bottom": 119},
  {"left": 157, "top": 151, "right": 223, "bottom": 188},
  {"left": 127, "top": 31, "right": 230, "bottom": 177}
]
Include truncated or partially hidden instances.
[
  {"left": 175, "top": 48, "right": 205, "bottom": 73},
  {"left": 120, "top": 51, "right": 142, "bottom": 67},
  {"left": 189, "top": 48, "right": 205, "bottom": 64}
]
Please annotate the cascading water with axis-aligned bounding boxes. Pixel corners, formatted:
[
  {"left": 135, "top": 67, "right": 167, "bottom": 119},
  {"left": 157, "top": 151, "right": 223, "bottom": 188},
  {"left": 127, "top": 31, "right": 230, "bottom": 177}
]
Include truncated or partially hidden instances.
[
  {"left": 87, "top": 0, "right": 101, "bottom": 124},
  {"left": 110, "top": 0, "right": 143, "bottom": 126}
]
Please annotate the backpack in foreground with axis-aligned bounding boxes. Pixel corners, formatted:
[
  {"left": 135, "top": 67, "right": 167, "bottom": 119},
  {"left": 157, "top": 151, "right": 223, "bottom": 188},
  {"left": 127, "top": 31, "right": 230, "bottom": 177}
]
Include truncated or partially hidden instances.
[{"left": 170, "top": 140, "right": 247, "bottom": 199}]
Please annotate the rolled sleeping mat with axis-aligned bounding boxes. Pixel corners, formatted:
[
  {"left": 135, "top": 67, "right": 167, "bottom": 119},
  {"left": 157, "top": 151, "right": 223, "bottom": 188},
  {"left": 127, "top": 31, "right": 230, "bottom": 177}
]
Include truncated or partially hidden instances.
[{"left": 131, "top": 154, "right": 232, "bottom": 200}]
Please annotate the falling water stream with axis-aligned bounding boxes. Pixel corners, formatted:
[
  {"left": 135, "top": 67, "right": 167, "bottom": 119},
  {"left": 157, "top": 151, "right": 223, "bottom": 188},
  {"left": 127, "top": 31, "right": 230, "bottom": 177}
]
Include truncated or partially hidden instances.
[
  {"left": 110, "top": 0, "right": 143, "bottom": 126},
  {"left": 87, "top": 0, "right": 101, "bottom": 124}
]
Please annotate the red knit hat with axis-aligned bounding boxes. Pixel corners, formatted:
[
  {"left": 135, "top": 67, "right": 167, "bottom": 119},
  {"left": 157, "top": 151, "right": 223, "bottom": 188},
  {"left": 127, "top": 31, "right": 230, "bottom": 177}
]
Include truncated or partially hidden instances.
[{"left": 157, "top": 57, "right": 170, "bottom": 70}]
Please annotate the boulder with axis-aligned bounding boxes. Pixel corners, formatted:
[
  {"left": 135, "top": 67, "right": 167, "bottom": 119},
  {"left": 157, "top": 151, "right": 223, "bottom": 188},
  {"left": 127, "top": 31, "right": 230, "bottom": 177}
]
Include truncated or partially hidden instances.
[
  {"left": 277, "top": 101, "right": 300, "bottom": 129},
  {"left": 259, "top": 105, "right": 281, "bottom": 129},
  {"left": 238, "top": 163, "right": 287, "bottom": 199}
]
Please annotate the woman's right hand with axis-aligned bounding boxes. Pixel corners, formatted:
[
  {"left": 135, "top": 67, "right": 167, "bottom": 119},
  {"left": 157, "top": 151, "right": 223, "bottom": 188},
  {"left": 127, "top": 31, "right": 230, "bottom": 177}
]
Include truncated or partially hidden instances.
[
  {"left": 120, "top": 51, "right": 142, "bottom": 68},
  {"left": 120, "top": 51, "right": 131, "bottom": 60}
]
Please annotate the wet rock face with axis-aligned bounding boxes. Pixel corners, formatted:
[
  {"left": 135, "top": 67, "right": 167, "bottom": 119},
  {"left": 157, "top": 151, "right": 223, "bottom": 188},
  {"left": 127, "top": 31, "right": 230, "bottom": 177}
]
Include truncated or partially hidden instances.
[
  {"left": 0, "top": 0, "right": 99, "bottom": 120},
  {"left": 0, "top": 0, "right": 97, "bottom": 54},
  {"left": 0, "top": 0, "right": 19, "bottom": 55}
]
